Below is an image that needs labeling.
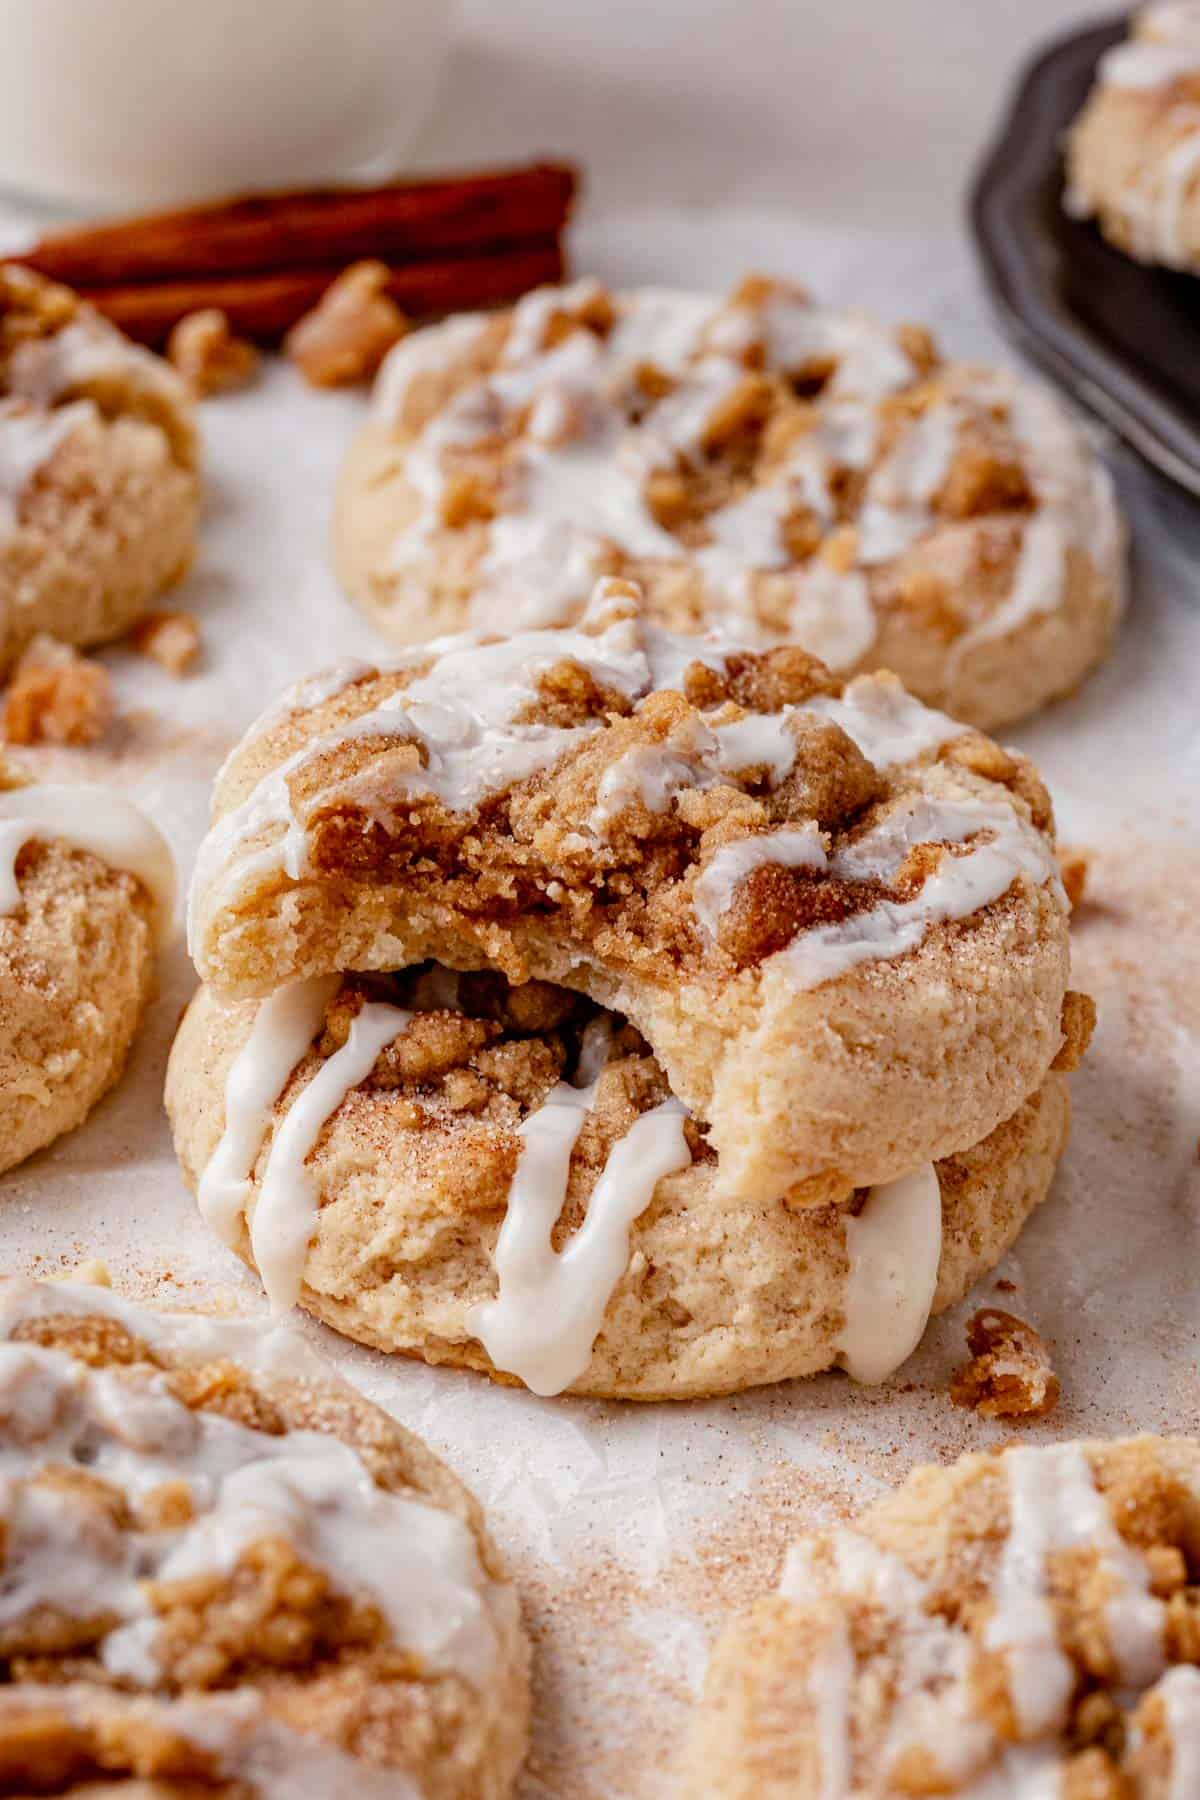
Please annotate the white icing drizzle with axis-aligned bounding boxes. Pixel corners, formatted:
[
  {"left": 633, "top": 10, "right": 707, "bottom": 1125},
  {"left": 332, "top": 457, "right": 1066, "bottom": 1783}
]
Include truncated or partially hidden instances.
[
  {"left": 198, "top": 975, "right": 340, "bottom": 1250},
  {"left": 986, "top": 1444, "right": 1166, "bottom": 1737},
  {"left": 473, "top": 1080, "right": 692, "bottom": 1396},
  {"left": 251, "top": 1000, "right": 413, "bottom": 1313},
  {"left": 782, "top": 794, "right": 1062, "bottom": 991},
  {"left": 834, "top": 1164, "right": 942, "bottom": 1383},
  {"left": 0, "top": 781, "right": 176, "bottom": 945},
  {"left": 693, "top": 823, "right": 827, "bottom": 938},
  {"left": 0, "top": 1285, "right": 506, "bottom": 1696},
  {"left": 0, "top": 396, "right": 94, "bottom": 529},
  {"left": 1160, "top": 1664, "right": 1200, "bottom": 1800}
]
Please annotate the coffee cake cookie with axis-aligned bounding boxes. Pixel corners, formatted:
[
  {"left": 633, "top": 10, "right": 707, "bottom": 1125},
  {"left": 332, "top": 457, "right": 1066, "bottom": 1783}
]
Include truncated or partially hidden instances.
[
  {"left": 167, "top": 965, "right": 1076, "bottom": 1400},
  {"left": 0, "top": 758, "right": 175, "bottom": 1173},
  {"left": 0, "top": 265, "right": 199, "bottom": 674},
  {"left": 186, "top": 581, "right": 1076, "bottom": 1205},
  {"left": 173, "top": 581, "right": 1089, "bottom": 1398},
  {"left": 1067, "top": 4, "right": 1200, "bottom": 273},
  {"left": 334, "top": 275, "right": 1124, "bottom": 730},
  {"left": 0, "top": 1275, "right": 529, "bottom": 1799},
  {"left": 679, "top": 1436, "right": 1200, "bottom": 1797}
]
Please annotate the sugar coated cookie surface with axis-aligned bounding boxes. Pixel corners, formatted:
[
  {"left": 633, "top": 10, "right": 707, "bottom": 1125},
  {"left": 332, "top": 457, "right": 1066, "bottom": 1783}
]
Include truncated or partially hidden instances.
[
  {"left": 0, "top": 266, "right": 199, "bottom": 674},
  {"left": 186, "top": 581, "right": 1074, "bottom": 1207},
  {"left": 1067, "top": 5, "right": 1200, "bottom": 273},
  {"left": 335, "top": 275, "right": 1125, "bottom": 729},
  {"left": 0, "top": 1276, "right": 530, "bottom": 1799},
  {"left": 0, "top": 758, "right": 175, "bottom": 1172},
  {"left": 166, "top": 961, "right": 1075, "bottom": 1400},
  {"left": 680, "top": 1435, "right": 1200, "bottom": 1797}
]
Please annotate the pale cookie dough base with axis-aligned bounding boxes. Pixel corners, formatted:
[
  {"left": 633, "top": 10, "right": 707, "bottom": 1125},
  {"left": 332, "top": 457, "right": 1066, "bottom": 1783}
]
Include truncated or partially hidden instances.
[
  {"left": 0, "top": 408, "right": 197, "bottom": 674},
  {"left": 167, "top": 981, "right": 1070, "bottom": 1402},
  {"left": 0, "top": 840, "right": 155, "bottom": 1173}
]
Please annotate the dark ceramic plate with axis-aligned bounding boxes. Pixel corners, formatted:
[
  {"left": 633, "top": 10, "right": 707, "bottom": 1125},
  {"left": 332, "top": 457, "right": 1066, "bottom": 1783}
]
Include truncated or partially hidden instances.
[{"left": 970, "top": 11, "right": 1200, "bottom": 497}]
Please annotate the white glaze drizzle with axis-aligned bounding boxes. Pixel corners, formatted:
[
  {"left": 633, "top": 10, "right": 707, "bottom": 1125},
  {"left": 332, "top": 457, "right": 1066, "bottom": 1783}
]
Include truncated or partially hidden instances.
[
  {"left": 251, "top": 1001, "right": 413, "bottom": 1313},
  {"left": 198, "top": 976, "right": 340, "bottom": 1250},
  {"left": 0, "top": 1285, "right": 506, "bottom": 1696},
  {"left": 0, "top": 781, "right": 176, "bottom": 945},
  {"left": 834, "top": 1164, "right": 942, "bottom": 1383},
  {"left": 693, "top": 823, "right": 827, "bottom": 938},
  {"left": 472, "top": 1080, "right": 692, "bottom": 1396},
  {"left": 986, "top": 1444, "right": 1166, "bottom": 1737}
]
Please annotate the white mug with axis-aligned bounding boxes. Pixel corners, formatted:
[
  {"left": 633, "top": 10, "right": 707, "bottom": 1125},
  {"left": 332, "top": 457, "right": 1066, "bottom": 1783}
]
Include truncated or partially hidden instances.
[{"left": 0, "top": 0, "right": 454, "bottom": 210}]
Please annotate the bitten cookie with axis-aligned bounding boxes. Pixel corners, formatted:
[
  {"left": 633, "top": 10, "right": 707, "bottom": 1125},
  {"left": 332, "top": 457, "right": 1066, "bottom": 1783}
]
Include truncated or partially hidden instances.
[
  {"left": 0, "top": 1275, "right": 530, "bottom": 1799},
  {"left": 166, "top": 965, "right": 1074, "bottom": 1400},
  {"left": 174, "top": 581, "right": 1091, "bottom": 1399},
  {"left": 0, "top": 265, "right": 199, "bottom": 674},
  {"left": 0, "top": 757, "right": 175, "bottom": 1172},
  {"left": 186, "top": 580, "right": 1075, "bottom": 1206},
  {"left": 334, "top": 275, "right": 1125, "bottom": 730},
  {"left": 679, "top": 1436, "right": 1200, "bottom": 1797},
  {"left": 1067, "top": 4, "right": 1200, "bottom": 273}
]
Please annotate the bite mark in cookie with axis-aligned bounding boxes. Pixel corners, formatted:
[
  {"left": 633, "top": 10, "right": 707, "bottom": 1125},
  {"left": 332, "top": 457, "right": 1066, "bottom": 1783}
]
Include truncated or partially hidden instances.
[
  {"left": 335, "top": 276, "right": 1125, "bottom": 728},
  {"left": 168, "top": 965, "right": 1080, "bottom": 1400},
  {"left": 187, "top": 582, "right": 1072, "bottom": 1206},
  {"left": 0, "top": 1277, "right": 530, "bottom": 1799}
]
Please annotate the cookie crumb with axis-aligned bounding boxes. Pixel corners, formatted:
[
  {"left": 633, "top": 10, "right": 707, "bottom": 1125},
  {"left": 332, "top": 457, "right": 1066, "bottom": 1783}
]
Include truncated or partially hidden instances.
[
  {"left": 2, "top": 635, "right": 113, "bottom": 746},
  {"left": 166, "top": 307, "right": 259, "bottom": 396},
  {"left": 1058, "top": 847, "right": 1090, "bottom": 911},
  {"left": 285, "top": 261, "right": 409, "bottom": 387},
  {"left": 130, "top": 608, "right": 202, "bottom": 676},
  {"left": 951, "top": 1307, "right": 1060, "bottom": 1419},
  {"left": 1052, "top": 988, "right": 1097, "bottom": 1073}
]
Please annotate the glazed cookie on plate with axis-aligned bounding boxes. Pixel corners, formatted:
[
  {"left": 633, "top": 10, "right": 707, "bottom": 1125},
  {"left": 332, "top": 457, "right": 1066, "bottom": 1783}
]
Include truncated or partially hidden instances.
[
  {"left": 0, "top": 757, "right": 174, "bottom": 1173},
  {"left": 334, "top": 274, "right": 1125, "bottom": 730},
  {"left": 0, "top": 1275, "right": 530, "bottom": 1799},
  {"left": 679, "top": 1436, "right": 1200, "bottom": 1797},
  {"left": 1067, "top": 4, "right": 1200, "bottom": 273},
  {"left": 171, "top": 580, "right": 1090, "bottom": 1398},
  {"left": 0, "top": 265, "right": 199, "bottom": 674}
]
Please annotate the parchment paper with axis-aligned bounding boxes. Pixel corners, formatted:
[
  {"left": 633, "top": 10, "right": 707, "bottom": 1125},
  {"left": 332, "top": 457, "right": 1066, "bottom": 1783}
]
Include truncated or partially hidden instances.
[{"left": 0, "top": 205, "right": 1197, "bottom": 1796}]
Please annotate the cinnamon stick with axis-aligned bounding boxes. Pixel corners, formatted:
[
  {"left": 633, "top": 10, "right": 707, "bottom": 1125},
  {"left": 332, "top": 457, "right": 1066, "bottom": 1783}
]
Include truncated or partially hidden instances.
[
  {"left": 75, "top": 240, "right": 567, "bottom": 346},
  {"left": 21, "top": 162, "right": 577, "bottom": 289}
]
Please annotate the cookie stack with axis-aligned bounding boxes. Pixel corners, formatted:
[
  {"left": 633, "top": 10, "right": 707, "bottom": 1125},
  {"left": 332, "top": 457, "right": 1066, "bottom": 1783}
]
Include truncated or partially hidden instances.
[{"left": 168, "top": 576, "right": 1086, "bottom": 1399}]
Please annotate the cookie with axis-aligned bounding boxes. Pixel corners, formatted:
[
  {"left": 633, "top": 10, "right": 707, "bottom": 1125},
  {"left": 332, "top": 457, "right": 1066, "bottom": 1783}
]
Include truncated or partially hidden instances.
[
  {"left": 333, "top": 275, "right": 1125, "bottom": 730},
  {"left": 0, "top": 759, "right": 175, "bottom": 1173},
  {"left": 1067, "top": 4, "right": 1200, "bottom": 272},
  {"left": 185, "top": 580, "right": 1075, "bottom": 1209},
  {"left": 0, "top": 265, "right": 199, "bottom": 674},
  {"left": 679, "top": 1435, "right": 1200, "bottom": 1797},
  {"left": 166, "top": 963, "right": 1073, "bottom": 1400},
  {"left": 0, "top": 1275, "right": 529, "bottom": 1799}
]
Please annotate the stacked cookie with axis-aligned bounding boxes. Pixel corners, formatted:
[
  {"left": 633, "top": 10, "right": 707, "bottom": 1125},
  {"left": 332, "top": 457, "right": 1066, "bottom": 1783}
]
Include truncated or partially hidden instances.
[
  {"left": 335, "top": 273, "right": 1125, "bottom": 730},
  {"left": 0, "top": 1274, "right": 529, "bottom": 1799},
  {"left": 168, "top": 577, "right": 1088, "bottom": 1399}
]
